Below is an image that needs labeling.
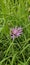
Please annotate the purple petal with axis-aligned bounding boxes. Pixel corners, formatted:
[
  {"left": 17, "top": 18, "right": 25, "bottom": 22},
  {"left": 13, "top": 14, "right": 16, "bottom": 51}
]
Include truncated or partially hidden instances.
[{"left": 12, "top": 28, "right": 17, "bottom": 34}]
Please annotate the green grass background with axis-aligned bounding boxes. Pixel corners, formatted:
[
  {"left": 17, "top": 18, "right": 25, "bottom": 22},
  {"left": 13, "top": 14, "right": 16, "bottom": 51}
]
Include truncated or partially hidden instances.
[{"left": 0, "top": 0, "right": 30, "bottom": 65}]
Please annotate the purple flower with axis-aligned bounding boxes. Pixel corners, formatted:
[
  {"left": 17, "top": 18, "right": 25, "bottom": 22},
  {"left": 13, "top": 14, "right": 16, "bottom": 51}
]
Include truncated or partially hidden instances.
[{"left": 10, "top": 27, "right": 23, "bottom": 40}]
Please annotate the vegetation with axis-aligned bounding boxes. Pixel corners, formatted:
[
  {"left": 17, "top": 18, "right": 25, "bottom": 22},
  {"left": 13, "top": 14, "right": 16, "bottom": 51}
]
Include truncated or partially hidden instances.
[{"left": 0, "top": 0, "right": 30, "bottom": 65}]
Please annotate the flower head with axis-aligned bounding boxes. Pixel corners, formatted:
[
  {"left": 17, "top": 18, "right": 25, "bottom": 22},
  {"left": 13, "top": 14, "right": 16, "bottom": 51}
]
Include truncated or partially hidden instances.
[{"left": 10, "top": 27, "right": 23, "bottom": 40}]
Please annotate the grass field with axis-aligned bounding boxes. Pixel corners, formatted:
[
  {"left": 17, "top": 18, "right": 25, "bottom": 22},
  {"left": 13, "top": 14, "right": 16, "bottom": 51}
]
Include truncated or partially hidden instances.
[{"left": 0, "top": 0, "right": 30, "bottom": 65}]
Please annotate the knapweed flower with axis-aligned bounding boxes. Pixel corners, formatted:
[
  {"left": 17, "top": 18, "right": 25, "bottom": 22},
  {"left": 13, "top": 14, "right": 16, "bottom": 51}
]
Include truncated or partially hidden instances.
[{"left": 10, "top": 27, "right": 23, "bottom": 40}]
